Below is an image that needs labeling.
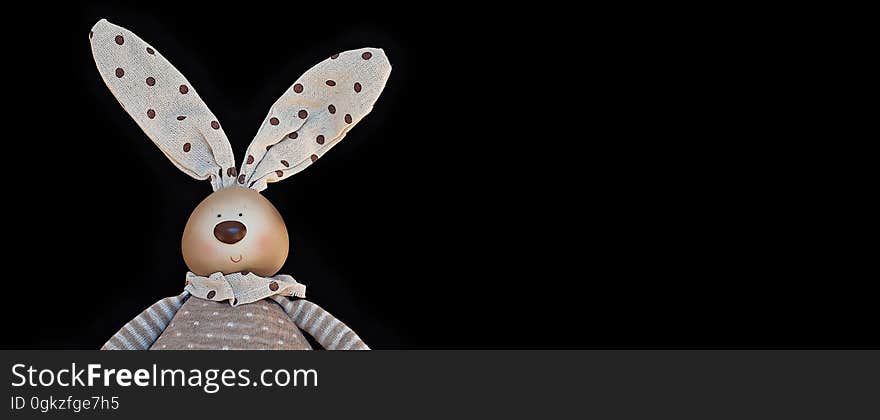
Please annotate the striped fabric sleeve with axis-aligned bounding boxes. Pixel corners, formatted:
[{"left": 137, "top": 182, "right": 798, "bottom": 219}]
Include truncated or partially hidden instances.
[
  {"left": 101, "top": 292, "right": 190, "bottom": 350},
  {"left": 270, "top": 297, "right": 369, "bottom": 350}
]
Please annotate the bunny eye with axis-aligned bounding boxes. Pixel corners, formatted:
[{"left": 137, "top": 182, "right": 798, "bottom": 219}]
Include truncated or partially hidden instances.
[
  {"left": 217, "top": 214, "right": 221, "bottom": 218},
  {"left": 238, "top": 213, "right": 243, "bottom": 217}
]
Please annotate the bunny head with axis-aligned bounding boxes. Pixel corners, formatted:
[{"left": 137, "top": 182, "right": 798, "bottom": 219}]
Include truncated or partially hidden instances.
[
  {"left": 181, "top": 187, "right": 288, "bottom": 277},
  {"left": 89, "top": 19, "right": 391, "bottom": 276}
]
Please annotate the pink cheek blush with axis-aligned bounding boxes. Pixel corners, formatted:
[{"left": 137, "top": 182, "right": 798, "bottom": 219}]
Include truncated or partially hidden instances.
[
  {"left": 257, "top": 234, "right": 274, "bottom": 250},
  {"left": 199, "top": 242, "right": 216, "bottom": 257}
]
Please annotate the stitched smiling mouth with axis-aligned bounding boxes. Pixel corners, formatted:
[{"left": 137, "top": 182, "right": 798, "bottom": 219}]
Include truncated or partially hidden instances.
[{"left": 230, "top": 255, "right": 242, "bottom": 263}]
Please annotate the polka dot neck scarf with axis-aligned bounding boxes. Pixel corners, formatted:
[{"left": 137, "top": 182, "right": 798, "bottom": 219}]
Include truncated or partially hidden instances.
[
  {"left": 89, "top": 19, "right": 391, "bottom": 192},
  {"left": 184, "top": 272, "right": 306, "bottom": 307}
]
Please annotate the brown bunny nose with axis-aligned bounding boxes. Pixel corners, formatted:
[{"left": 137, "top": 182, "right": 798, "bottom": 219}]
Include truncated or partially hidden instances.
[{"left": 214, "top": 221, "right": 247, "bottom": 244}]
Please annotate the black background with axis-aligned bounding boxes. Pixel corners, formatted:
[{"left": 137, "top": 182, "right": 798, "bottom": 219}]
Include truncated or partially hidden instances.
[{"left": 1, "top": 2, "right": 871, "bottom": 349}]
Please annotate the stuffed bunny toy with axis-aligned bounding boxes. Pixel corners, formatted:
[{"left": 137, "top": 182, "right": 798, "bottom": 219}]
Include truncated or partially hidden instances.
[{"left": 90, "top": 19, "right": 390, "bottom": 350}]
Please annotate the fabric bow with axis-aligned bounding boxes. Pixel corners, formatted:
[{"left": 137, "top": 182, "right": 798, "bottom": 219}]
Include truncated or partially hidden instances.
[{"left": 184, "top": 272, "right": 306, "bottom": 306}]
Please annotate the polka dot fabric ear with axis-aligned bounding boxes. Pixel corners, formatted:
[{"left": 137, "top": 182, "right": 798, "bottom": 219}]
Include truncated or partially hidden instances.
[
  {"left": 239, "top": 49, "right": 392, "bottom": 191},
  {"left": 89, "top": 19, "right": 236, "bottom": 190}
]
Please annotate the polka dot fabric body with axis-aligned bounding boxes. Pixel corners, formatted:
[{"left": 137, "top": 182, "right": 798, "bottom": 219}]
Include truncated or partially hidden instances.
[
  {"left": 89, "top": 19, "right": 391, "bottom": 193},
  {"left": 151, "top": 299, "right": 311, "bottom": 350}
]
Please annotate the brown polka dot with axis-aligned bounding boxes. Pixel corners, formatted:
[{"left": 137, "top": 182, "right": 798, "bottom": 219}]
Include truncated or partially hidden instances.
[
  {"left": 354, "top": 82, "right": 362, "bottom": 93},
  {"left": 328, "top": 104, "right": 336, "bottom": 114},
  {"left": 298, "top": 110, "right": 308, "bottom": 119},
  {"left": 293, "top": 83, "right": 303, "bottom": 93},
  {"left": 183, "top": 142, "right": 191, "bottom": 152},
  {"left": 362, "top": 51, "right": 372, "bottom": 60},
  {"left": 345, "top": 114, "right": 353, "bottom": 124},
  {"left": 177, "top": 116, "right": 186, "bottom": 121},
  {"left": 246, "top": 155, "right": 254, "bottom": 164},
  {"left": 331, "top": 53, "right": 339, "bottom": 59},
  {"left": 211, "top": 121, "right": 220, "bottom": 130},
  {"left": 146, "top": 47, "right": 155, "bottom": 55},
  {"left": 316, "top": 135, "right": 325, "bottom": 145},
  {"left": 269, "top": 117, "right": 279, "bottom": 125},
  {"left": 325, "top": 80, "right": 336, "bottom": 86},
  {"left": 227, "top": 167, "right": 237, "bottom": 177},
  {"left": 310, "top": 154, "right": 318, "bottom": 162},
  {"left": 288, "top": 132, "right": 298, "bottom": 139},
  {"left": 147, "top": 109, "right": 156, "bottom": 119},
  {"left": 281, "top": 160, "right": 289, "bottom": 167},
  {"left": 238, "top": 174, "right": 245, "bottom": 184},
  {"left": 146, "top": 77, "right": 156, "bottom": 86},
  {"left": 269, "top": 281, "right": 279, "bottom": 291},
  {"left": 115, "top": 35, "right": 124, "bottom": 45},
  {"left": 115, "top": 68, "right": 124, "bottom": 78},
  {"left": 207, "top": 290, "right": 216, "bottom": 299},
  {"left": 179, "top": 85, "right": 189, "bottom": 94},
  {"left": 275, "top": 170, "right": 283, "bottom": 177}
]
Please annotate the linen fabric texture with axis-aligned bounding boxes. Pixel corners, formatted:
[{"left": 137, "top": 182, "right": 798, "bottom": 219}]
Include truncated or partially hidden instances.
[
  {"left": 184, "top": 271, "right": 306, "bottom": 307},
  {"left": 89, "top": 18, "right": 391, "bottom": 192}
]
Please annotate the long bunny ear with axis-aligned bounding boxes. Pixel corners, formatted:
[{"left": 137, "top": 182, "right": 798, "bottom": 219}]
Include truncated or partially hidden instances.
[
  {"left": 238, "top": 49, "right": 391, "bottom": 191},
  {"left": 89, "top": 19, "right": 236, "bottom": 191}
]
